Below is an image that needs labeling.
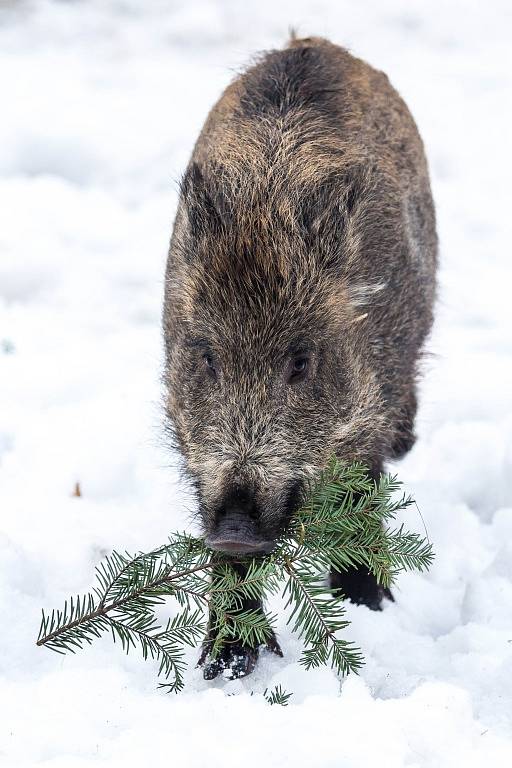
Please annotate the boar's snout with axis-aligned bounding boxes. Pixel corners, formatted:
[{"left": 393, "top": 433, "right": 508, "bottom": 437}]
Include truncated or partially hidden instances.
[
  {"left": 204, "top": 486, "right": 273, "bottom": 554},
  {"left": 204, "top": 481, "right": 303, "bottom": 555}
]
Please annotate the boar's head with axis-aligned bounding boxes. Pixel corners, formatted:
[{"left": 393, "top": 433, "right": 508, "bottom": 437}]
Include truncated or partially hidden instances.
[{"left": 163, "top": 162, "right": 385, "bottom": 553}]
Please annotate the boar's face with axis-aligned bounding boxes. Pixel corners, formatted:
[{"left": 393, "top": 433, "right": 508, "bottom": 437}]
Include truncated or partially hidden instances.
[{"left": 164, "top": 165, "right": 382, "bottom": 553}]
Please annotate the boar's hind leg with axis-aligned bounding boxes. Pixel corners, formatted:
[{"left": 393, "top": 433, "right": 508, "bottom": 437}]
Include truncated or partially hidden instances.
[
  {"left": 330, "top": 461, "right": 394, "bottom": 611},
  {"left": 197, "top": 563, "right": 283, "bottom": 680}
]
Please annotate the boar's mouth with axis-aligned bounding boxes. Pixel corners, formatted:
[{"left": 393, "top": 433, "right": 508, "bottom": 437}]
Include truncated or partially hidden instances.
[{"left": 205, "top": 535, "right": 275, "bottom": 555}]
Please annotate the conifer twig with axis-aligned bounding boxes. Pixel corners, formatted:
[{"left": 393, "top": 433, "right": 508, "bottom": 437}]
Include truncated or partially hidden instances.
[
  {"left": 36, "top": 459, "right": 434, "bottom": 692},
  {"left": 37, "top": 561, "right": 217, "bottom": 647}
]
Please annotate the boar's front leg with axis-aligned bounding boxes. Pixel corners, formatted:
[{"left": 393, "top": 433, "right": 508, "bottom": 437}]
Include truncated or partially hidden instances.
[
  {"left": 330, "top": 566, "right": 394, "bottom": 611},
  {"left": 197, "top": 562, "right": 283, "bottom": 680},
  {"left": 330, "top": 461, "right": 394, "bottom": 611}
]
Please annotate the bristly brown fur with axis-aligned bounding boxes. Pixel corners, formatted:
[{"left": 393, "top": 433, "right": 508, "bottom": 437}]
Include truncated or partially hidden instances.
[{"left": 163, "top": 35, "right": 437, "bottom": 550}]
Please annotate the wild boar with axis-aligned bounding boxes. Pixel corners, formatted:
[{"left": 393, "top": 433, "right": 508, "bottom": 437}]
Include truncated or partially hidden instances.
[{"left": 163, "top": 36, "right": 437, "bottom": 679}]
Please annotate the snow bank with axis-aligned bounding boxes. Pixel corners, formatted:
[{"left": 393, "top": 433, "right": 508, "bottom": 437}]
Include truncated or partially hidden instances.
[{"left": 1, "top": 1, "right": 511, "bottom": 766}]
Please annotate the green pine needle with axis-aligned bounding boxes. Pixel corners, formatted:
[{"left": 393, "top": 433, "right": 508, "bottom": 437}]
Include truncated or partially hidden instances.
[{"left": 264, "top": 685, "right": 293, "bottom": 706}]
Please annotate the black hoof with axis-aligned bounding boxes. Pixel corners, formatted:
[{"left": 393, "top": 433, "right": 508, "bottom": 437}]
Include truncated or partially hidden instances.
[
  {"left": 197, "top": 633, "right": 283, "bottom": 681},
  {"left": 201, "top": 643, "right": 259, "bottom": 680}
]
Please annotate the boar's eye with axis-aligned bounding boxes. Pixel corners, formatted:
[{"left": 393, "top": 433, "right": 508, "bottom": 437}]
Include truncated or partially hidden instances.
[
  {"left": 203, "top": 353, "right": 217, "bottom": 379},
  {"left": 287, "top": 356, "right": 309, "bottom": 384}
]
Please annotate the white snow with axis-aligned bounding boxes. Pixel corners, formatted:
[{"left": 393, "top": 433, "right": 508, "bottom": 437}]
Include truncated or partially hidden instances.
[{"left": 1, "top": 1, "right": 511, "bottom": 766}]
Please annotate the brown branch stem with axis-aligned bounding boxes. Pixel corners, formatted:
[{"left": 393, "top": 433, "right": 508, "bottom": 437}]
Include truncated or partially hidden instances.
[{"left": 37, "top": 560, "right": 217, "bottom": 647}]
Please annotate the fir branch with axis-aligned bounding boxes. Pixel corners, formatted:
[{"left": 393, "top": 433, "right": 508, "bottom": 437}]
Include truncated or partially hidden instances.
[
  {"left": 37, "top": 559, "right": 215, "bottom": 650},
  {"left": 36, "top": 459, "right": 434, "bottom": 692}
]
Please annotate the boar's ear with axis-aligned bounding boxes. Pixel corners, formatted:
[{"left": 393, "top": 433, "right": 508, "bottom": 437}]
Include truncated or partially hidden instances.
[
  {"left": 180, "top": 162, "right": 231, "bottom": 240},
  {"left": 299, "top": 169, "right": 363, "bottom": 267}
]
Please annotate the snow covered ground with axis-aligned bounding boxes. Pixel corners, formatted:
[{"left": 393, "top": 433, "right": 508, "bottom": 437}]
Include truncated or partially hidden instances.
[{"left": 1, "top": 1, "right": 511, "bottom": 765}]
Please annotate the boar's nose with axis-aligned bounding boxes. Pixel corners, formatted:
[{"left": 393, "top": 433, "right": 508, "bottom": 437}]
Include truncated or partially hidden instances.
[{"left": 205, "top": 490, "right": 274, "bottom": 554}]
